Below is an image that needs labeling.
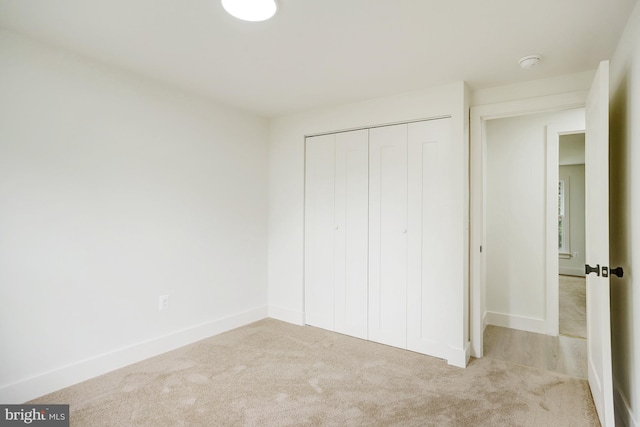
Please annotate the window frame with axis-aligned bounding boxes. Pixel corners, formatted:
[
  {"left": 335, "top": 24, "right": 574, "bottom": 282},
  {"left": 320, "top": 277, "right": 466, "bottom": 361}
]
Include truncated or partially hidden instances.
[{"left": 558, "top": 178, "right": 571, "bottom": 255}]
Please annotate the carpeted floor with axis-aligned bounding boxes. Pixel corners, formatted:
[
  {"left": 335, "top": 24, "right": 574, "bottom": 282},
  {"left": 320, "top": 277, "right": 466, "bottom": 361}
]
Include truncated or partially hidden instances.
[{"left": 30, "top": 319, "right": 599, "bottom": 426}]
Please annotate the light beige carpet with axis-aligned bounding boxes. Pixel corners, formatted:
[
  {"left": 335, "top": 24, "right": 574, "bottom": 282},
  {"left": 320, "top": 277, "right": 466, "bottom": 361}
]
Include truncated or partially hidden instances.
[
  {"left": 560, "top": 275, "right": 587, "bottom": 339},
  {"left": 30, "top": 319, "right": 599, "bottom": 426}
]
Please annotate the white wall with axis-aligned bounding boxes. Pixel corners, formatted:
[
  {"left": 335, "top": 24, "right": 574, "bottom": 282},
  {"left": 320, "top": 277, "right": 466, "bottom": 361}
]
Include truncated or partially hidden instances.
[
  {"left": 610, "top": 1, "right": 640, "bottom": 425},
  {"left": 0, "top": 30, "right": 269, "bottom": 402},
  {"left": 484, "top": 109, "right": 585, "bottom": 333},
  {"left": 559, "top": 133, "right": 586, "bottom": 165},
  {"left": 268, "top": 82, "right": 469, "bottom": 363}
]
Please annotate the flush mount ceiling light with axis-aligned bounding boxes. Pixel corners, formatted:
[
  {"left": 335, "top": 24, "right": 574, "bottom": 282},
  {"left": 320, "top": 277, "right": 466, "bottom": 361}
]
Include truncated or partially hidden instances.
[
  {"left": 519, "top": 55, "right": 542, "bottom": 69},
  {"left": 221, "top": 0, "right": 277, "bottom": 22}
]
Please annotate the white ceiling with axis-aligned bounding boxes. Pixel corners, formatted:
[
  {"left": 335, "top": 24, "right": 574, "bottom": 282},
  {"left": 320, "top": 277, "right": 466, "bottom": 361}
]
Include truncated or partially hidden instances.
[{"left": 0, "top": 0, "right": 636, "bottom": 117}]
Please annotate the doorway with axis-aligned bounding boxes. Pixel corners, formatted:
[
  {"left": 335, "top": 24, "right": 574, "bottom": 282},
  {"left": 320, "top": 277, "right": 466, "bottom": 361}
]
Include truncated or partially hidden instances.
[
  {"left": 470, "top": 91, "right": 588, "bottom": 358},
  {"left": 558, "top": 132, "right": 586, "bottom": 341},
  {"left": 477, "top": 109, "right": 587, "bottom": 378}
]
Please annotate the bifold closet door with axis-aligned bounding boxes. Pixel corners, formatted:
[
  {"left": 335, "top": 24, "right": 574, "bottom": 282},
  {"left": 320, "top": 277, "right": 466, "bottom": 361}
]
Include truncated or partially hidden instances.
[
  {"left": 304, "top": 130, "right": 369, "bottom": 337},
  {"left": 304, "top": 134, "right": 336, "bottom": 331},
  {"left": 368, "top": 124, "right": 408, "bottom": 349},
  {"left": 407, "top": 118, "right": 453, "bottom": 358},
  {"left": 334, "top": 130, "right": 369, "bottom": 339},
  {"left": 305, "top": 119, "right": 455, "bottom": 361}
]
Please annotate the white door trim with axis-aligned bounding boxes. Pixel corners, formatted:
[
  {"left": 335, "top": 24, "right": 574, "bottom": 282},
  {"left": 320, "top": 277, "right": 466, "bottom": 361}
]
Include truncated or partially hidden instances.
[{"left": 470, "top": 91, "right": 588, "bottom": 357}]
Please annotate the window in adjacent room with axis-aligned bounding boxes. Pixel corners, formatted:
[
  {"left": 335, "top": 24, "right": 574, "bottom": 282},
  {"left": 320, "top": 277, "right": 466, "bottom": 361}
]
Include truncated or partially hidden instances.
[{"left": 558, "top": 179, "right": 570, "bottom": 255}]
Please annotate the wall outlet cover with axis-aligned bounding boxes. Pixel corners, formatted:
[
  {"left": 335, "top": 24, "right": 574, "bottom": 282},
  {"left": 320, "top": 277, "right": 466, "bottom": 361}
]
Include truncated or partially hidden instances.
[{"left": 159, "top": 295, "right": 169, "bottom": 311}]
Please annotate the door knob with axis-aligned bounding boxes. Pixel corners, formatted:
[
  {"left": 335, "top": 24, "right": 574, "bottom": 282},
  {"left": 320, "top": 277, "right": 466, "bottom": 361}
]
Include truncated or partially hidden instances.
[{"left": 610, "top": 267, "right": 624, "bottom": 278}]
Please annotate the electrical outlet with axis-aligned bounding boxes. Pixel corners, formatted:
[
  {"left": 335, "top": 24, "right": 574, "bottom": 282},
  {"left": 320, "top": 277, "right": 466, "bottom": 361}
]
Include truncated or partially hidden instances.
[{"left": 159, "top": 295, "right": 169, "bottom": 311}]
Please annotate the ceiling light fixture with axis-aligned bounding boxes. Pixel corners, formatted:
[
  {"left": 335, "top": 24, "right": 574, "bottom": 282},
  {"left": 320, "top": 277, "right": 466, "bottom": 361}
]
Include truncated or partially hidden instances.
[
  {"left": 221, "top": 0, "right": 277, "bottom": 22},
  {"left": 519, "top": 55, "right": 542, "bottom": 69}
]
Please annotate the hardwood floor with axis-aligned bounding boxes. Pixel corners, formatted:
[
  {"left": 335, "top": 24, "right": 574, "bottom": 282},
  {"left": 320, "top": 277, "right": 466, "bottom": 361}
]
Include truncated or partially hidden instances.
[
  {"left": 483, "top": 275, "right": 588, "bottom": 379},
  {"left": 483, "top": 325, "right": 587, "bottom": 379},
  {"left": 559, "top": 275, "right": 587, "bottom": 338}
]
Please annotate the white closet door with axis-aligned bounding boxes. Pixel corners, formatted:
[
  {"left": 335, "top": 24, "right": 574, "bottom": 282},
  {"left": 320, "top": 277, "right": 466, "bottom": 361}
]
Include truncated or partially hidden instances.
[
  {"left": 407, "top": 118, "right": 453, "bottom": 358},
  {"left": 369, "top": 124, "right": 408, "bottom": 348},
  {"left": 304, "top": 134, "right": 335, "bottom": 330},
  {"left": 334, "top": 130, "right": 369, "bottom": 339}
]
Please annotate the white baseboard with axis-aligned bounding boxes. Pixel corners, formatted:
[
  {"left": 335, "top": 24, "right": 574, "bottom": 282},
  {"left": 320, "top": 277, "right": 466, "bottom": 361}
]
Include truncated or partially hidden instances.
[
  {"left": 447, "top": 341, "right": 471, "bottom": 368},
  {"left": 268, "top": 305, "right": 305, "bottom": 325},
  {"left": 615, "top": 380, "right": 638, "bottom": 427},
  {"left": 559, "top": 267, "right": 586, "bottom": 277},
  {"left": 0, "top": 305, "right": 268, "bottom": 404},
  {"left": 484, "top": 311, "right": 547, "bottom": 334}
]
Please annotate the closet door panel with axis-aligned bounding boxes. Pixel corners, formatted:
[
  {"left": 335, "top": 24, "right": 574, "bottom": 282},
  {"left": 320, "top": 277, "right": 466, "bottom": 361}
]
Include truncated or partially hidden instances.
[
  {"left": 407, "top": 118, "right": 453, "bottom": 357},
  {"left": 369, "top": 124, "right": 408, "bottom": 349},
  {"left": 304, "top": 134, "right": 336, "bottom": 330},
  {"left": 334, "top": 130, "right": 369, "bottom": 339}
]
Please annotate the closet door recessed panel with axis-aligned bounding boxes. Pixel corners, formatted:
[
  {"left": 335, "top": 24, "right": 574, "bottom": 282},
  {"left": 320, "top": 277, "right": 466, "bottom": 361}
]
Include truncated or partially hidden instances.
[{"left": 369, "top": 124, "right": 408, "bottom": 349}]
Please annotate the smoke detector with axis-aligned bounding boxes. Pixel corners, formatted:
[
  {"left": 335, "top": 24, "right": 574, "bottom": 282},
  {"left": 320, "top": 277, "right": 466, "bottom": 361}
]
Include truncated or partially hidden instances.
[{"left": 519, "top": 55, "right": 542, "bottom": 69}]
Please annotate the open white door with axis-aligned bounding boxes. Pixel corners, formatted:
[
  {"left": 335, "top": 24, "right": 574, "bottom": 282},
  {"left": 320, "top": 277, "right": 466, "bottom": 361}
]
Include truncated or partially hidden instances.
[{"left": 585, "top": 60, "right": 615, "bottom": 427}]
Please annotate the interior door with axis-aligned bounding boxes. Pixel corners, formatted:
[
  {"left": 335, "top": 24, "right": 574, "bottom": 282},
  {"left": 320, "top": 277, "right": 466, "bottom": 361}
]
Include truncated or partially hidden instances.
[{"left": 584, "top": 60, "right": 614, "bottom": 427}]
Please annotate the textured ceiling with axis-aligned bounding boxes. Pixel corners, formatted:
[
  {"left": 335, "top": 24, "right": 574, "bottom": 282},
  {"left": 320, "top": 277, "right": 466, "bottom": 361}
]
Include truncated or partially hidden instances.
[{"left": 0, "top": 0, "right": 636, "bottom": 117}]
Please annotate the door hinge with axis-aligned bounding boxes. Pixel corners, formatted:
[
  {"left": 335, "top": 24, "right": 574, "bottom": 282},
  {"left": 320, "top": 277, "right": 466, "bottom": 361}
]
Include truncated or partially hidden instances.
[{"left": 585, "top": 264, "right": 600, "bottom": 276}]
